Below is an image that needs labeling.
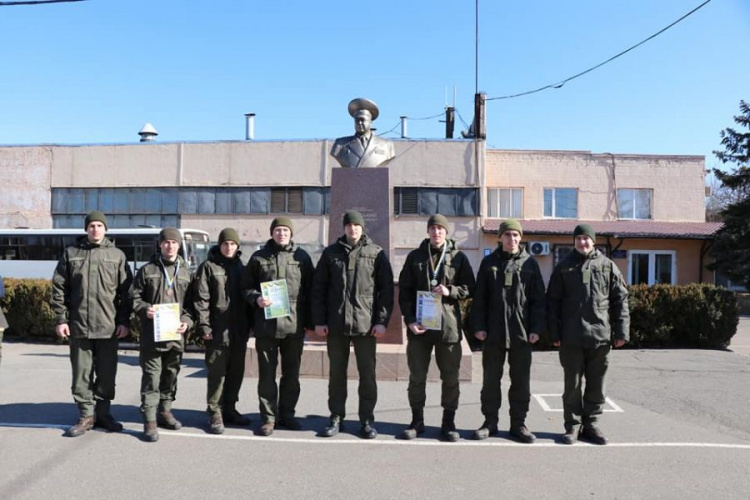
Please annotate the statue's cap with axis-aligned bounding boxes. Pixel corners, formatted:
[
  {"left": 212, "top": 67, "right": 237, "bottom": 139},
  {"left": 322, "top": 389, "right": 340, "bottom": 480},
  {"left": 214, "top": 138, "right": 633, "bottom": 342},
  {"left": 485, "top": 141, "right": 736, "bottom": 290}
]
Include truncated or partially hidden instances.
[{"left": 348, "top": 98, "right": 379, "bottom": 121}]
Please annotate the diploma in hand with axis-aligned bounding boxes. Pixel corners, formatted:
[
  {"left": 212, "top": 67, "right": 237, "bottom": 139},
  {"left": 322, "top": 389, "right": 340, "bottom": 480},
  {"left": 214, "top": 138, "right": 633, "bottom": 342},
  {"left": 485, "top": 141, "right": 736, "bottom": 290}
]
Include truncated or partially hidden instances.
[
  {"left": 261, "top": 279, "right": 291, "bottom": 320},
  {"left": 416, "top": 291, "right": 442, "bottom": 330},
  {"left": 153, "top": 303, "right": 181, "bottom": 342}
]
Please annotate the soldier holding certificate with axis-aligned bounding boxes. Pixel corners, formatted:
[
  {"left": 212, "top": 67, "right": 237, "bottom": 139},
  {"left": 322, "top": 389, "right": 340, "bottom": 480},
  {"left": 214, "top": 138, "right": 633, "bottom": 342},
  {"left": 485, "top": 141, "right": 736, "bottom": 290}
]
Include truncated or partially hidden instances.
[
  {"left": 243, "top": 217, "right": 314, "bottom": 436},
  {"left": 397, "top": 214, "right": 475, "bottom": 442},
  {"left": 130, "top": 227, "right": 194, "bottom": 442}
]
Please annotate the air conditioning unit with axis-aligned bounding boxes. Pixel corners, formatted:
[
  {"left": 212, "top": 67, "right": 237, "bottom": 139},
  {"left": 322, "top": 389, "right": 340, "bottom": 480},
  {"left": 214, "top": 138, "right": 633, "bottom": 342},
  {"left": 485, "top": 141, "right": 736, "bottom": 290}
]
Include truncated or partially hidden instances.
[{"left": 528, "top": 241, "right": 550, "bottom": 256}]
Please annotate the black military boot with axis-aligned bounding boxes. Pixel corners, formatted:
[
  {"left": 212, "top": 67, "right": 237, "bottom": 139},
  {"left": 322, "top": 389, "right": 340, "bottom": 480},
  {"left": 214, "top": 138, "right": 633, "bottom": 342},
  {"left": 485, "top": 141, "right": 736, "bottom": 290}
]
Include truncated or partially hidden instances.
[
  {"left": 65, "top": 415, "right": 94, "bottom": 437},
  {"left": 580, "top": 424, "right": 608, "bottom": 445},
  {"left": 360, "top": 422, "right": 378, "bottom": 439},
  {"left": 222, "top": 405, "right": 251, "bottom": 426},
  {"left": 471, "top": 418, "right": 499, "bottom": 440},
  {"left": 561, "top": 426, "right": 578, "bottom": 445},
  {"left": 399, "top": 409, "right": 425, "bottom": 440},
  {"left": 509, "top": 424, "right": 537, "bottom": 444},
  {"left": 440, "top": 410, "right": 460, "bottom": 442},
  {"left": 320, "top": 416, "right": 341, "bottom": 437},
  {"left": 94, "top": 401, "right": 123, "bottom": 432}
]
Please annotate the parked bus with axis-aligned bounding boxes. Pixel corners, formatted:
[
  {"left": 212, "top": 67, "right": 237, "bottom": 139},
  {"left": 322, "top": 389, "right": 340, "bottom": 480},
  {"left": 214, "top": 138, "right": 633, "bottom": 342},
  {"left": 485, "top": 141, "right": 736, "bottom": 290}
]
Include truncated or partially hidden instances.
[{"left": 0, "top": 228, "right": 211, "bottom": 279}]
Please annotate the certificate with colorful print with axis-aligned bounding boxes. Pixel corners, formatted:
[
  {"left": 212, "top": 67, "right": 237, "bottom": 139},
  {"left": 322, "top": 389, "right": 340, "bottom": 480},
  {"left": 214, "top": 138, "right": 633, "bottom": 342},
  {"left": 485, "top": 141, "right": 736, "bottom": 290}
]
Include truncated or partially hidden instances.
[
  {"left": 153, "top": 303, "right": 181, "bottom": 342},
  {"left": 261, "top": 279, "right": 291, "bottom": 320},
  {"left": 416, "top": 291, "right": 442, "bottom": 330}
]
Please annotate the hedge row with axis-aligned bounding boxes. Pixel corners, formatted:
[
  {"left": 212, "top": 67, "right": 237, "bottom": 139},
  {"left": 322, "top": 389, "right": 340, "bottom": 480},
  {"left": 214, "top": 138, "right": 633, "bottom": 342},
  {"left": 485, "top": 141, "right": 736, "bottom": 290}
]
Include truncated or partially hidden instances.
[
  {"left": 0, "top": 279, "right": 740, "bottom": 349},
  {"left": 628, "top": 283, "right": 739, "bottom": 349}
]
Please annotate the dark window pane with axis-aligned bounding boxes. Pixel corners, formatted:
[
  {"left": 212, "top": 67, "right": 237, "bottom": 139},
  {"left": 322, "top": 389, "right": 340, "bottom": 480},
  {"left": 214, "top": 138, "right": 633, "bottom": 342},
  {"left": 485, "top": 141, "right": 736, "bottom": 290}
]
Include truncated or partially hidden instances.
[
  {"left": 288, "top": 188, "right": 303, "bottom": 213},
  {"left": 458, "top": 189, "right": 478, "bottom": 216},
  {"left": 233, "top": 190, "right": 251, "bottom": 214},
  {"left": 250, "top": 189, "right": 270, "bottom": 214},
  {"left": 215, "top": 189, "right": 232, "bottom": 214},
  {"left": 271, "top": 188, "right": 287, "bottom": 213},
  {"left": 398, "top": 188, "right": 418, "bottom": 215},
  {"left": 131, "top": 189, "right": 148, "bottom": 214},
  {"left": 163, "top": 215, "right": 179, "bottom": 227},
  {"left": 114, "top": 189, "right": 130, "bottom": 214},
  {"left": 180, "top": 190, "right": 198, "bottom": 214},
  {"left": 304, "top": 188, "right": 325, "bottom": 215},
  {"left": 145, "top": 189, "right": 162, "bottom": 212},
  {"left": 84, "top": 189, "right": 98, "bottom": 212},
  {"left": 99, "top": 189, "right": 115, "bottom": 213},
  {"left": 198, "top": 190, "right": 215, "bottom": 214},
  {"left": 51, "top": 189, "right": 66, "bottom": 214},
  {"left": 437, "top": 189, "right": 457, "bottom": 216},
  {"left": 162, "top": 189, "right": 178, "bottom": 214},
  {"left": 420, "top": 189, "right": 438, "bottom": 215},
  {"left": 68, "top": 189, "right": 85, "bottom": 213}
]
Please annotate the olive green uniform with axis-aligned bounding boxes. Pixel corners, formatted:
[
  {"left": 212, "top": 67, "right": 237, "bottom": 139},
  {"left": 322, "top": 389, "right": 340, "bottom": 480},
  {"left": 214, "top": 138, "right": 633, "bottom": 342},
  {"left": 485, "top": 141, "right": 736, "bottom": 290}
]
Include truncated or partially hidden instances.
[
  {"left": 243, "top": 239, "right": 314, "bottom": 424},
  {"left": 311, "top": 234, "right": 394, "bottom": 424},
  {"left": 193, "top": 246, "right": 251, "bottom": 415},
  {"left": 398, "top": 239, "right": 474, "bottom": 414},
  {"left": 51, "top": 236, "right": 132, "bottom": 418},
  {"left": 547, "top": 249, "right": 629, "bottom": 429},
  {"left": 130, "top": 254, "right": 194, "bottom": 422},
  {"left": 470, "top": 247, "right": 546, "bottom": 428}
]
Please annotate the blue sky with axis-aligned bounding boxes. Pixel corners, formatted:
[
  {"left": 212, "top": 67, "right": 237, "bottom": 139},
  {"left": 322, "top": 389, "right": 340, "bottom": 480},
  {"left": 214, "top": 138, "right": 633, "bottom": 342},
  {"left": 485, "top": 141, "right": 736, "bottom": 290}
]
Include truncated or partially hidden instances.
[{"left": 1, "top": 0, "right": 748, "bottom": 170}]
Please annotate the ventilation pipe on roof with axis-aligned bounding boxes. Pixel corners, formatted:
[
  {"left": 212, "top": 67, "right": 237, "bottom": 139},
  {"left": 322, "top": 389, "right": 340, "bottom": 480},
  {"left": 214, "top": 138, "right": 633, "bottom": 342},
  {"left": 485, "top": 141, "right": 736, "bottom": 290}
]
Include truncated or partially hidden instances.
[
  {"left": 400, "top": 116, "right": 408, "bottom": 138},
  {"left": 245, "top": 113, "right": 255, "bottom": 140}
]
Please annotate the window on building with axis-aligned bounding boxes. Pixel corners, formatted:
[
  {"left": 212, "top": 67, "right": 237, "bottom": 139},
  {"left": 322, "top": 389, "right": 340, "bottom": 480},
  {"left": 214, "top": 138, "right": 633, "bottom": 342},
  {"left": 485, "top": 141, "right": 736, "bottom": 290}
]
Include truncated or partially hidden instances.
[
  {"left": 394, "top": 187, "right": 479, "bottom": 216},
  {"left": 271, "top": 187, "right": 304, "bottom": 214},
  {"left": 51, "top": 187, "right": 330, "bottom": 228},
  {"left": 617, "top": 189, "right": 652, "bottom": 220},
  {"left": 488, "top": 188, "right": 523, "bottom": 218},
  {"left": 628, "top": 250, "right": 675, "bottom": 285},
  {"left": 544, "top": 188, "right": 577, "bottom": 218}
]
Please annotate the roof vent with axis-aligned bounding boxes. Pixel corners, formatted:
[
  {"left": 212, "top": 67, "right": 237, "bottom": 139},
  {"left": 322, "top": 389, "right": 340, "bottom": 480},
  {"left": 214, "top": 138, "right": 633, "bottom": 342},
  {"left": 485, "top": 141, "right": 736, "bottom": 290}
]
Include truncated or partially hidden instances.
[{"left": 138, "top": 123, "right": 158, "bottom": 142}]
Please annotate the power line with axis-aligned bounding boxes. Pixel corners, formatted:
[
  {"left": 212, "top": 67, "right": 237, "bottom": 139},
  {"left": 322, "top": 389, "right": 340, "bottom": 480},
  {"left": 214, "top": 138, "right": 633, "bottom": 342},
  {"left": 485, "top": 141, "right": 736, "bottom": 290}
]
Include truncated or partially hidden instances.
[
  {"left": 0, "top": 0, "right": 86, "bottom": 5},
  {"left": 487, "top": 0, "right": 713, "bottom": 101}
]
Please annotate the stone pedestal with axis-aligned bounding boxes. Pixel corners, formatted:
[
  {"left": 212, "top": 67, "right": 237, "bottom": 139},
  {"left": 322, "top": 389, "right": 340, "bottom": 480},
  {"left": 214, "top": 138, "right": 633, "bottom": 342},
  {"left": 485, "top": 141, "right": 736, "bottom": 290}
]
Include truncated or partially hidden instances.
[{"left": 242, "top": 167, "right": 474, "bottom": 380}]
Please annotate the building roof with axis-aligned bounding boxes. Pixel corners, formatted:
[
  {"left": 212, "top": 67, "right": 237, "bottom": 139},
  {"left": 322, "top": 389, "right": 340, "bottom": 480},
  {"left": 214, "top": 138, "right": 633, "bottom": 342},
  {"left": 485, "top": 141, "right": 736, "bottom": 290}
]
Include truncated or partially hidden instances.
[{"left": 482, "top": 219, "right": 723, "bottom": 240}]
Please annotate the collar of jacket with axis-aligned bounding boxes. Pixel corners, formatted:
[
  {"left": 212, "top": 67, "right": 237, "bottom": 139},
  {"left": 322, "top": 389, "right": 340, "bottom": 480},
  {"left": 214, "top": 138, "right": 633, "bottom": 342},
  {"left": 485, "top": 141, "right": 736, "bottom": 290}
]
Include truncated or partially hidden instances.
[
  {"left": 76, "top": 235, "right": 114, "bottom": 249},
  {"left": 150, "top": 253, "right": 185, "bottom": 267},
  {"left": 208, "top": 245, "right": 242, "bottom": 264},
  {"left": 418, "top": 238, "right": 457, "bottom": 255},
  {"left": 264, "top": 238, "right": 295, "bottom": 253},
  {"left": 494, "top": 246, "right": 526, "bottom": 261},
  {"left": 337, "top": 234, "right": 369, "bottom": 251}
]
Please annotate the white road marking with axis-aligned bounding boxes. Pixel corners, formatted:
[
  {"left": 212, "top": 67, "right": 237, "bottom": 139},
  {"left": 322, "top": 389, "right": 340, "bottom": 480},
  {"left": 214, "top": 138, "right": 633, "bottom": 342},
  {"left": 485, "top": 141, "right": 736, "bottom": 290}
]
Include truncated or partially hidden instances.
[
  {"left": 2, "top": 422, "right": 749, "bottom": 449},
  {"left": 533, "top": 394, "right": 624, "bottom": 412}
]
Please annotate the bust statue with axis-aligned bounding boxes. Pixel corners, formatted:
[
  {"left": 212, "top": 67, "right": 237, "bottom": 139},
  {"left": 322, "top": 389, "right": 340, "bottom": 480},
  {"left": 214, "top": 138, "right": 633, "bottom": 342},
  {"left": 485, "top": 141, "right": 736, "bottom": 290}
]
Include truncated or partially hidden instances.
[{"left": 330, "top": 98, "right": 395, "bottom": 168}]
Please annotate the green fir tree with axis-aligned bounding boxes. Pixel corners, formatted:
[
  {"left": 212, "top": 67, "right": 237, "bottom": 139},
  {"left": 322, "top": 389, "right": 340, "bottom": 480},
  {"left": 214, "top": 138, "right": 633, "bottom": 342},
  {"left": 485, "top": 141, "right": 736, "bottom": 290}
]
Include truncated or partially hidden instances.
[{"left": 710, "top": 100, "right": 750, "bottom": 290}]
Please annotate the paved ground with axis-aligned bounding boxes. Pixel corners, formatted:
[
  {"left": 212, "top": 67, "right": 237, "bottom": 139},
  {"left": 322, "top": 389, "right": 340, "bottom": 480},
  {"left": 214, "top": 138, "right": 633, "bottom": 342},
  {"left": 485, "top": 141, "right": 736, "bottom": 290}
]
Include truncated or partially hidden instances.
[{"left": 1, "top": 317, "right": 749, "bottom": 499}]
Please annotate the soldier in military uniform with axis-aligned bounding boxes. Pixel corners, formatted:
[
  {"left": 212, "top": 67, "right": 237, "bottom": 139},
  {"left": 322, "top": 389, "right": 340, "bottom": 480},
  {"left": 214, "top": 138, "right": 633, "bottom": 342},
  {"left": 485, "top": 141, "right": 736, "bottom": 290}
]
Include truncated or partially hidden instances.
[
  {"left": 130, "top": 227, "right": 194, "bottom": 442},
  {"left": 547, "top": 224, "right": 629, "bottom": 445},
  {"left": 470, "top": 219, "right": 545, "bottom": 443},
  {"left": 243, "top": 217, "right": 314, "bottom": 436},
  {"left": 397, "top": 214, "right": 475, "bottom": 442},
  {"left": 312, "top": 210, "right": 394, "bottom": 439},
  {"left": 193, "top": 228, "right": 252, "bottom": 434},
  {"left": 51, "top": 211, "right": 132, "bottom": 437}
]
